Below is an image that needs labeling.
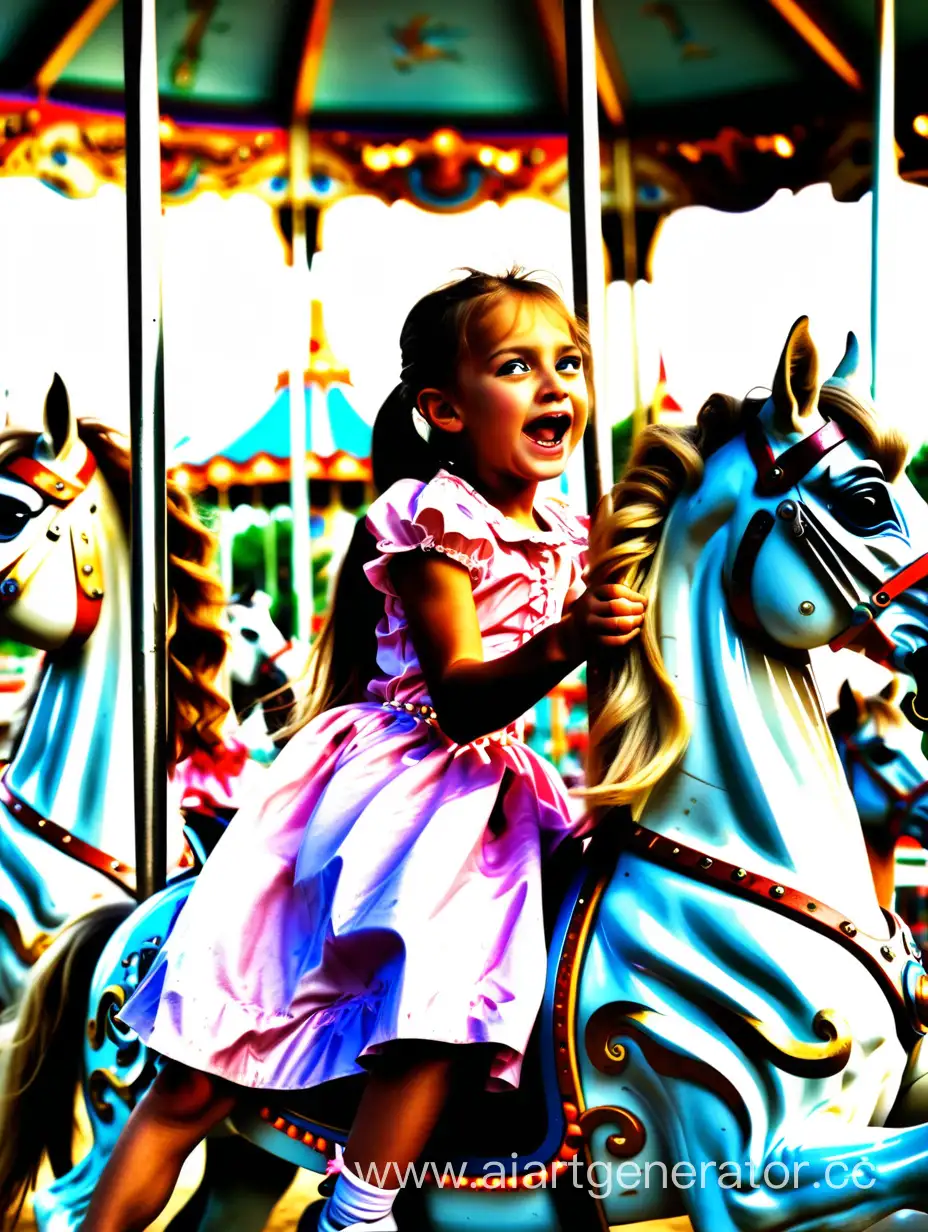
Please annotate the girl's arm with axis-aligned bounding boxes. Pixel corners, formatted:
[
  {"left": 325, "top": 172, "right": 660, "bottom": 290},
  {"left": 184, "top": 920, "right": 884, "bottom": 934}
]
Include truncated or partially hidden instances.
[{"left": 391, "top": 553, "right": 644, "bottom": 745}]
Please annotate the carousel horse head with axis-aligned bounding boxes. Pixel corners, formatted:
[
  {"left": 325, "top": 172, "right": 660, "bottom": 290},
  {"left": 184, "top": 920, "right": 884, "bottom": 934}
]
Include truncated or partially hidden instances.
[
  {"left": 226, "top": 585, "right": 299, "bottom": 745},
  {"left": 829, "top": 677, "right": 928, "bottom": 844},
  {"left": 711, "top": 316, "right": 928, "bottom": 661},
  {"left": 0, "top": 374, "right": 231, "bottom": 767},
  {"left": 589, "top": 315, "right": 928, "bottom": 810},
  {"left": 0, "top": 375, "right": 107, "bottom": 651},
  {"left": 226, "top": 583, "right": 289, "bottom": 689}
]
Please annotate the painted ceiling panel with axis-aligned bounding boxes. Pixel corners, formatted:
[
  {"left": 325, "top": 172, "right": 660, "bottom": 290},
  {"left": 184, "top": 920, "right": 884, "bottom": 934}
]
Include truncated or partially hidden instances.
[
  {"left": 313, "top": 0, "right": 559, "bottom": 117},
  {"left": 841, "top": 0, "right": 928, "bottom": 46},
  {"left": 57, "top": 0, "right": 292, "bottom": 108},
  {"left": 154, "top": 0, "right": 292, "bottom": 108},
  {"left": 54, "top": 3, "right": 123, "bottom": 92},
  {"left": 0, "top": 1, "right": 43, "bottom": 68},
  {"left": 600, "top": 0, "right": 805, "bottom": 105}
]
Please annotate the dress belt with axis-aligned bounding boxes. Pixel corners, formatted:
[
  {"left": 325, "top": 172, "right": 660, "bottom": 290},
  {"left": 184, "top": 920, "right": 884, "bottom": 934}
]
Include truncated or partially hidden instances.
[{"left": 380, "top": 698, "right": 525, "bottom": 752}]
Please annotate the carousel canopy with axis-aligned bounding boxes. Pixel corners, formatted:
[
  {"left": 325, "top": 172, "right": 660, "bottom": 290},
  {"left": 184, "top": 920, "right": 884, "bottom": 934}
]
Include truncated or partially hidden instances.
[
  {"left": 173, "top": 298, "right": 373, "bottom": 490},
  {"left": 1, "top": 1, "right": 926, "bottom": 231}
]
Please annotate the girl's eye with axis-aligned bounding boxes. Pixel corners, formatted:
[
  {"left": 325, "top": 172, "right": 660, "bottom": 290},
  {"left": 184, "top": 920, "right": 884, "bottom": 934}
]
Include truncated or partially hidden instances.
[
  {"left": 830, "top": 481, "right": 899, "bottom": 536},
  {"left": 496, "top": 359, "right": 530, "bottom": 376},
  {"left": 557, "top": 354, "right": 583, "bottom": 373}
]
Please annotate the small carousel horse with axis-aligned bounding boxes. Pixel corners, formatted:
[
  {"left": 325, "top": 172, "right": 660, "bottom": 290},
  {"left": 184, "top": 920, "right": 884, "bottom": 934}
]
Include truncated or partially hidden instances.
[
  {"left": 226, "top": 584, "right": 306, "bottom": 759},
  {"left": 830, "top": 679, "right": 928, "bottom": 911},
  {"left": 8, "top": 320, "right": 928, "bottom": 1232}
]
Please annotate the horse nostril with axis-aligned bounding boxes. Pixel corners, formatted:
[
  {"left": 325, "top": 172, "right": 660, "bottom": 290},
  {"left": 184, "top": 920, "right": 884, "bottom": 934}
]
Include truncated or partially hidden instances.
[{"left": 241, "top": 628, "right": 260, "bottom": 643}]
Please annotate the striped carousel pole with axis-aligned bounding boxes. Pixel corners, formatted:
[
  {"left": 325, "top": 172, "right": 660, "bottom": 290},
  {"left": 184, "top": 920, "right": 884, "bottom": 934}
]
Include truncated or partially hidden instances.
[
  {"left": 564, "top": 0, "right": 609, "bottom": 510},
  {"left": 123, "top": 0, "right": 167, "bottom": 900},
  {"left": 871, "top": 0, "right": 896, "bottom": 401}
]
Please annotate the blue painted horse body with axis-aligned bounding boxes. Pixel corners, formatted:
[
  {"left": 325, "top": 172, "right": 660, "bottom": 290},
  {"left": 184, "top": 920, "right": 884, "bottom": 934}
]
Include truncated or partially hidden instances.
[{"left": 8, "top": 320, "right": 928, "bottom": 1230}]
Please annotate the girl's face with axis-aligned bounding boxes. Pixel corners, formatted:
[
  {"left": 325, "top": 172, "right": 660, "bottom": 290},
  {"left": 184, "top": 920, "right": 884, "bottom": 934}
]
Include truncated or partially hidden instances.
[{"left": 426, "top": 293, "right": 589, "bottom": 488}]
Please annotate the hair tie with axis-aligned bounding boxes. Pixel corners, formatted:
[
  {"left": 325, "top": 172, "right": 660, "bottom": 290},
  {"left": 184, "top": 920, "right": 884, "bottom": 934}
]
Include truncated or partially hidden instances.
[{"left": 411, "top": 406, "right": 432, "bottom": 444}]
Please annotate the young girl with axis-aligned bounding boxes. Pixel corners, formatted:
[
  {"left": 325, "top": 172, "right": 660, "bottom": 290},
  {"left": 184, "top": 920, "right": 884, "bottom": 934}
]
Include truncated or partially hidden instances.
[{"left": 82, "top": 268, "right": 646, "bottom": 1232}]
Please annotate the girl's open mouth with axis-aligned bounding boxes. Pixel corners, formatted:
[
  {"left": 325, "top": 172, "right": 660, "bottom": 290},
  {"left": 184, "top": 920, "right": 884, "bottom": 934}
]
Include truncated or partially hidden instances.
[{"left": 522, "top": 413, "right": 572, "bottom": 450}]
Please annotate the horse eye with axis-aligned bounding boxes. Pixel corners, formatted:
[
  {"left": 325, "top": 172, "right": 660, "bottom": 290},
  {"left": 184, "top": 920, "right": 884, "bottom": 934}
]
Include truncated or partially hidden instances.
[
  {"left": 831, "top": 482, "right": 898, "bottom": 535},
  {"left": 0, "top": 496, "right": 35, "bottom": 541},
  {"left": 868, "top": 743, "right": 896, "bottom": 765},
  {"left": 240, "top": 628, "right": 260, "bottom": 643}
]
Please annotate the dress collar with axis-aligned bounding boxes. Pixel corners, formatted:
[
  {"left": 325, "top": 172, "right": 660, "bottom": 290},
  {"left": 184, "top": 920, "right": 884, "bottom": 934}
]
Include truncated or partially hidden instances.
[{"left": 433, "top": 469, "right": 587, "bottom": 547}]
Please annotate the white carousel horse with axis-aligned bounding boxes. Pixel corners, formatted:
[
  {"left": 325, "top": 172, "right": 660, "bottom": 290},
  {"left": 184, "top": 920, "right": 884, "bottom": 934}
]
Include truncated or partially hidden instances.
[
  {"left": 226, "top": 584, "right": 309, "bottom": 760},
  {"left": 0, "top": 377, "right": 276, "bottom": 1011},
  {"left": 0, "top": 378, "right": 298, "bottom": 1230},
  {"left": 7, "top": 320, "right": 928, "bottom": 1232}
]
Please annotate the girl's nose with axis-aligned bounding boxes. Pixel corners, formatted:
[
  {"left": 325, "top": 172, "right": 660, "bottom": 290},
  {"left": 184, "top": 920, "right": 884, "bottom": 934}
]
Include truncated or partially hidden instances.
[{"left": 539, "top": 372, "right": 570, "bottom": 402}]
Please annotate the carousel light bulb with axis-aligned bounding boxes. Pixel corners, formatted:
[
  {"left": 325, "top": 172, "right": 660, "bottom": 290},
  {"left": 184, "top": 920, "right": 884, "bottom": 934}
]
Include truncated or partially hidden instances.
[
  {"left": 495, "top": 152, "right": 519, "bottom": 175},
  {"left": 434, "top": 129, "right": 457, "bottom": 155},
  {"left": 173, "top": 468, "right": 190, "bottom": 488},
  {"left": 773, "top": 134, "right": 795, "bottom": 158},
  {"left": 478, "top": 147, "right": 495, "bottom": 166},
  {"left": 362, "top": 146, "right": 391, "bottom": 172},
  {"left": 210, "top": 460, "right": 233, "bottom": 484},
  {"left": 914, "top": 115, "right": 928, "bottom": 138},
  {"left": 393, "top": 145, "right": 414, "bottom": 167}
]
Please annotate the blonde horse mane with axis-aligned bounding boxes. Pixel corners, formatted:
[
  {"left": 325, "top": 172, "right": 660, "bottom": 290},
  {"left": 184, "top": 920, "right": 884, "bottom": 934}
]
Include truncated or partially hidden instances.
[
  {"left": 584, "top": 385, "right": 908, "bottom": 818},
  {"left": 0, "top": 421, "right": 229, "bottom": 772}
]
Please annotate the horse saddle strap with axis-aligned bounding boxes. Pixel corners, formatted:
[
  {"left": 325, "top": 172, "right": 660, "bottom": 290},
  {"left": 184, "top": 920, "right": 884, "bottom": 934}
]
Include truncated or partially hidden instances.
[
  {"left": 0, "top": 771, "right": 137, "bottom": 896},
  {"left": 625, "top": 823, "right": 926, "bottom": 1046}
]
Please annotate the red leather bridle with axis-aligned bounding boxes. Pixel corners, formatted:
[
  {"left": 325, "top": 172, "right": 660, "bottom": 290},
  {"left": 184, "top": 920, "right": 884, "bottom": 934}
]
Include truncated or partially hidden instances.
[
  {"left": 0, "top": 445, "right": 104, "bottom": 649},
  {"left": 729, "top": 412, "right": 928, "bottom": 669}
]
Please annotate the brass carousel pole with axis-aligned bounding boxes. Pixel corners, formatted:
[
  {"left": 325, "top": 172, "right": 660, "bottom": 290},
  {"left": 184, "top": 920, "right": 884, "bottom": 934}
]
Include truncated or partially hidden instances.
[
  {"left": 564, "top": 0, "right": 609, "bottom": 509},
  {"left": 871, "top": 0, "right": 896, "bottom": 401},
  {"left": 123, "top": 0, "right": 167, "bottom": 900}
]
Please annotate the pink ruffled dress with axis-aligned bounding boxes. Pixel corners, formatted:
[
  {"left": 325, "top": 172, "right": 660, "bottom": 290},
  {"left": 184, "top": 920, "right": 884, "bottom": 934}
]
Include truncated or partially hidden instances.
[{"left": 119, "top": 470, "right": 588, "bottom": 1092}]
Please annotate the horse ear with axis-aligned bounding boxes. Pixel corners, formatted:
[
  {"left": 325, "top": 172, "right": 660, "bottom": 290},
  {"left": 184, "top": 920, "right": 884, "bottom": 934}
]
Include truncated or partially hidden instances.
[
  {"left": 831, "top": 332, "right": 861, "bottom": 384},
  {"left": 41, "top": 374, "right": 78, "bottom": 460},
  {"left": 880, "top": 678, "right": 901, "bottom": 703},
  {"left": 838, "top": 679, "right": 865, "bottom": 729},
  {"left": 233, "top": 581, "right": 256, "bottom": 606},
  {"left": 771, "top": 317, "right": 820, "bottom": 435}
]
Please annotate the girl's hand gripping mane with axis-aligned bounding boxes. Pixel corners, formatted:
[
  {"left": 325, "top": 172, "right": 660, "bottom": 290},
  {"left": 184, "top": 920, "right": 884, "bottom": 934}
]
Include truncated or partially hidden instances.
[{"left": 392, "top": 554, "right": 646, "bottom": 746}]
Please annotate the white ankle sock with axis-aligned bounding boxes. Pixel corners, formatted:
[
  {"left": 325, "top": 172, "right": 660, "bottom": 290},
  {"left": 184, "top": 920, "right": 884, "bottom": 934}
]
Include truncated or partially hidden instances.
[{"left": 318, "top": 1163, "right": 400, "bottom": 1230}]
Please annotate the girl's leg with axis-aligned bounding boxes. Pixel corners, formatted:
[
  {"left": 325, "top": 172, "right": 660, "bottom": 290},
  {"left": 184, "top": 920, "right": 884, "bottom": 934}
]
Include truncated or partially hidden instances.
[
  {"left": 321, "top": 1044, "right": 485, "bottom": 1231},
  {"left": 81, "top": 1062, "right": 237, "bottom": 1232},
  {"left": 343, "top": 1042, "right": 461, "bottom": 1182}
]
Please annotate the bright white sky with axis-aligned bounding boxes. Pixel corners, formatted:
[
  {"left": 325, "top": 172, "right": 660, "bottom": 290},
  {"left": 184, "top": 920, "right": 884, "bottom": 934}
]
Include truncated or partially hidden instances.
[{"left": 0, "top": 177, "right": 926, "bottom": 465}]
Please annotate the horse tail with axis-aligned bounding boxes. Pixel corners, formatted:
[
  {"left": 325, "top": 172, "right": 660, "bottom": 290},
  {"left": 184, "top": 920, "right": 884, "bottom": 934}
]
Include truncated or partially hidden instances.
[{"left": 0, "top": 900, "right": 132, "bottom": 1228}]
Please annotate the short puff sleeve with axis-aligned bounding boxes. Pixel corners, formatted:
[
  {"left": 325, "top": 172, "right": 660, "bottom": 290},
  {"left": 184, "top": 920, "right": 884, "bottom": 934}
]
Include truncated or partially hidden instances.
[
  {"left": 551, "top": 505, "right": 589, "bottom": 608},
  {"left": 364, "top": 476, "right": 495, "bottom": 597}
]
